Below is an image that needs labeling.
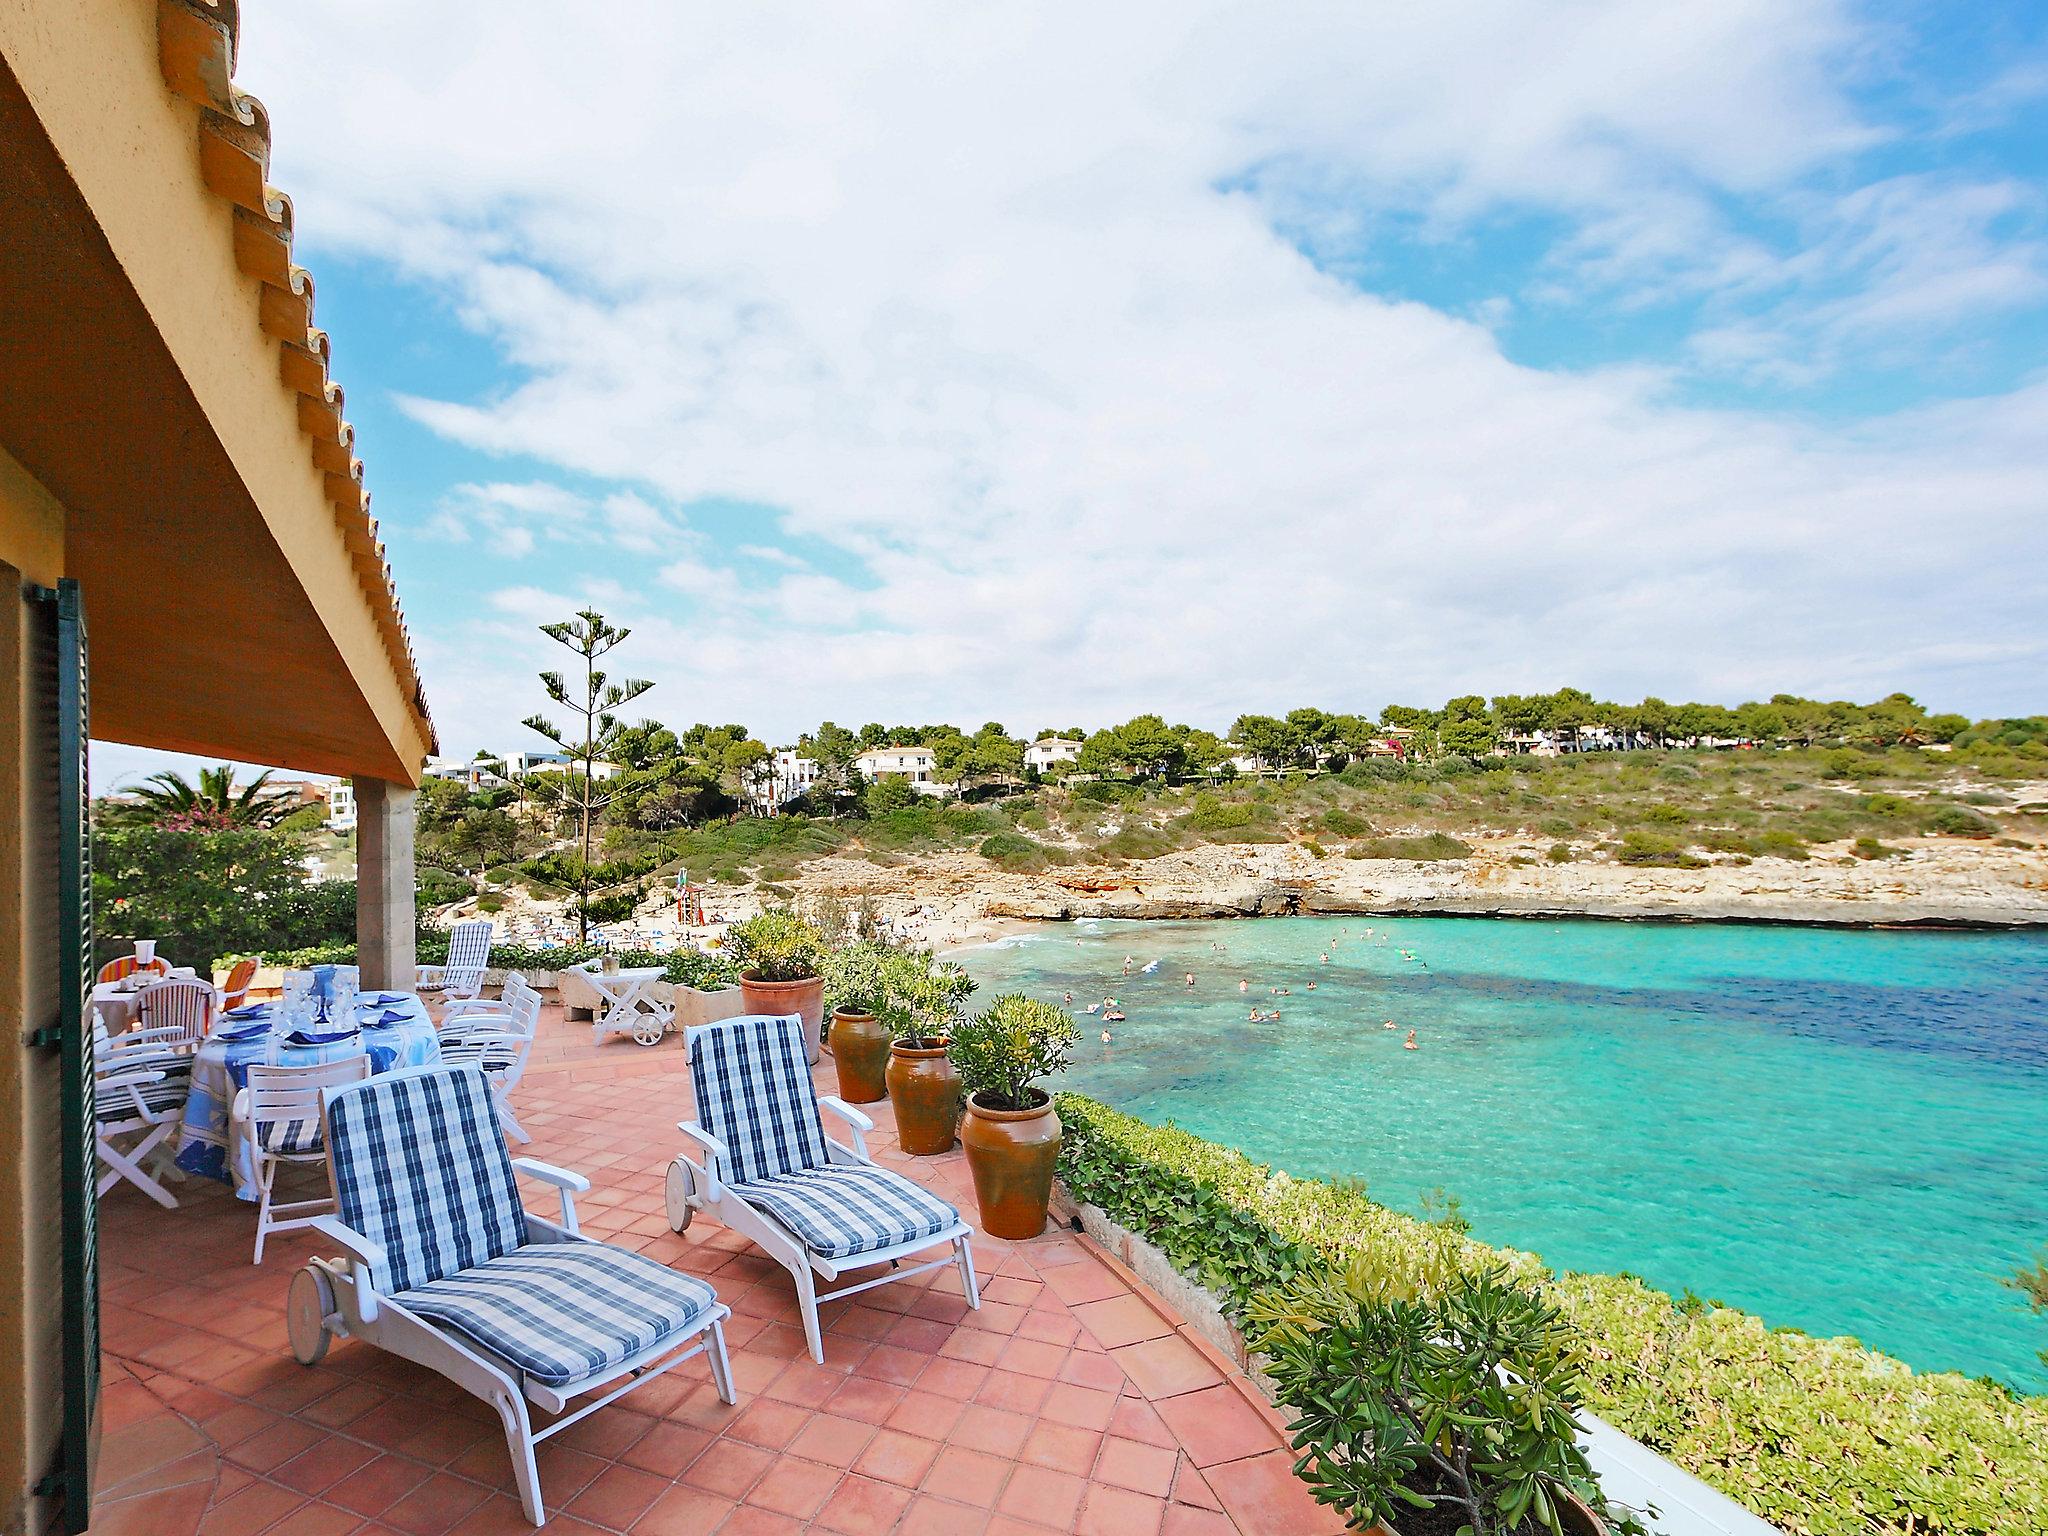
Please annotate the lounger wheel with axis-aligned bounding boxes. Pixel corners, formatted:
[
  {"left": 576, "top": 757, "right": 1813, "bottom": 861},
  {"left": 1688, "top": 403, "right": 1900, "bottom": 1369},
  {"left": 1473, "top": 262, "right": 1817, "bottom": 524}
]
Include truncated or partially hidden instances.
[
  {"left": 632, "top": 1017, "right": 667, "bottom": 1047},
  {"left": 665, "top": 1158, "right": 697, "bottom": 1231},
  {"left": 287, "top": 1264, "right": 336, "bottom": 1365}
]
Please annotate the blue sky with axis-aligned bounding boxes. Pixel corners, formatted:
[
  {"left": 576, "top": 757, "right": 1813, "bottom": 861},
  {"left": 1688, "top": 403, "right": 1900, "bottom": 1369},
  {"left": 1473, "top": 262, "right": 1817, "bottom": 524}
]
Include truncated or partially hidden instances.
[{"left": 100, "top": 1, "right": 2048, "bottom": 785}]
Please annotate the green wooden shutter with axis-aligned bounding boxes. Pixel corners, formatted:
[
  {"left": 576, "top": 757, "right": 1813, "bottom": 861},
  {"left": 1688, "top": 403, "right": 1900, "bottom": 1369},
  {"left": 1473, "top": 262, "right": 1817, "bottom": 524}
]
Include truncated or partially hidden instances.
[{"left": 29, "top": 578, "right": 97, "bottom": 1531}]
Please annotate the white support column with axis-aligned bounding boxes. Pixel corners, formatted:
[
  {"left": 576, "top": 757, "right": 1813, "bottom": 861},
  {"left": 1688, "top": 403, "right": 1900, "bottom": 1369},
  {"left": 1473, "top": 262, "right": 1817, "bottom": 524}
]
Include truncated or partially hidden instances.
[{"left": 352, "top": 776, "right": 416, "bottom": 992}]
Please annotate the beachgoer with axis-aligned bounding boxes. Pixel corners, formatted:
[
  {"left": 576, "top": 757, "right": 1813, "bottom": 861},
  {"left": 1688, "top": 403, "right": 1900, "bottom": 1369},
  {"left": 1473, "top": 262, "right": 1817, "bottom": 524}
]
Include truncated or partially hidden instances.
[
  {"left": 1383, "top": 1019, "right": 1395, "bottom": 1029},
  {"left": 1306, "top": 981, "right": 1316, "bottom": 990},
  {"left": 1320, "top": 953, "right": 1329, "bottom": 964},
  {"left": 1185, "top": 972, "right": 1196, "bottom": 988},
  {"left": 1239, "top": 979, "right": 1249, "bottom": 993},
  {"left": 1063, "top": 991, "right": 1073, "bottom": 1006},
  {"left": 1101, "top": 1029, "right": 1112, "bottom": 1044},
  {"left": 1403, "top": 1029, "right": 1418, "bottom": 1050}
]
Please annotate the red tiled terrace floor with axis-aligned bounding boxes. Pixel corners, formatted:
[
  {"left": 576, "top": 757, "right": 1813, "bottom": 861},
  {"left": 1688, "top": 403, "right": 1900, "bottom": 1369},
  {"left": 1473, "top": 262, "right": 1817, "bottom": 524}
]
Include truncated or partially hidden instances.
[{"left": 91, "top": 1004, "right": 1339, "bottom": 1535}]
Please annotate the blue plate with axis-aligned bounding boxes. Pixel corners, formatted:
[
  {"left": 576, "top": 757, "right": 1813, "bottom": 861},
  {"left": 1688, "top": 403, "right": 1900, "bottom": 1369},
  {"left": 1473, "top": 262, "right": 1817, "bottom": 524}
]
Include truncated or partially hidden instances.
[{"left": 224, "top": 1004, "right": 270, "bottom": 1019}]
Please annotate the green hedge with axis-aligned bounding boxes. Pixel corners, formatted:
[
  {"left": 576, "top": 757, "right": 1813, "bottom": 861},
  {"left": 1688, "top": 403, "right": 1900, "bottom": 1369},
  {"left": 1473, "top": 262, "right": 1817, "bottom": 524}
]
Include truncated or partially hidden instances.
[
  {"left": 1055, "top": 1094, "right": 2048, "bottom": 1536},
  {"left": 252, "top": 937, "right": 668, "bottom": 972}
]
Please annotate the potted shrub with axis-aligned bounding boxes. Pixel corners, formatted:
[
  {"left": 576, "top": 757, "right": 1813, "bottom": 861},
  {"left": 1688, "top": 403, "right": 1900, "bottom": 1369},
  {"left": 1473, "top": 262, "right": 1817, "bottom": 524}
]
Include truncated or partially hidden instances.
[
  {"left": 660, "top": 947, "right": 745, "bottom": 1030},
  {"left": 1252, "top": 1262, "right": 1624, "bottom": 1536},
  {"left": 820, "top": 941, "right": 903, "bottom": 1104},
  {"left": 883, "top": 952, "right": 975, "bottom": 1155},
  {"left": 723, "top": 909, "right": 828, "bottom": 1064},
  {"left": 949, "top": 995, "right": 1076, "bottom": 1239}
]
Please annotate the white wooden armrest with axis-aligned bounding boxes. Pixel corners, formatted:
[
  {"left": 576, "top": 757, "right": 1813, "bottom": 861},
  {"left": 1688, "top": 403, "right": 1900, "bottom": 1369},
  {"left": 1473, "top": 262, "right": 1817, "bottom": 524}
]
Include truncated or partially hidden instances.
[
  {"left": 440, "top": 996, "right": 505, "bottom": 1022},
  {"left": 95, "top": 1065, "right": 166, "bottom": 1090},
  {"left": 513, "top": 1157, "right": 589, "bottom": 1231},
  {"left": 126, "top": 1025, "right": 188, "bottom": 1045},
  {"left": 309, "top": 1215, "right": 388, "bottom": 1321},
  {"left": 818, "top": 1096, "right": 873, "bottom": 1160},
  {"left": 677, "top": 1120, "right": 730, "bottom": 1198}
]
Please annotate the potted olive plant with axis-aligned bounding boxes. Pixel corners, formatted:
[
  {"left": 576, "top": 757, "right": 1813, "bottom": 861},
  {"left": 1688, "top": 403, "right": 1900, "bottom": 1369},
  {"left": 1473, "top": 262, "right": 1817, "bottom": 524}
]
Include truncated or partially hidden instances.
[
  {"left": 883, "top": 952, "right": 975, "bottom": 1155},
  {"left": 820, "top": 941, "right": 904, "bottom": 1104},
  {"left": 949, "top": 995, "right": 1076, "bottom": 1239},
  {"left": 1251, "top": 1262, "right": 1625, "bottom": 1536},
  {"left": 723, "top": 908, "right": 828, "bottom": 1064}
]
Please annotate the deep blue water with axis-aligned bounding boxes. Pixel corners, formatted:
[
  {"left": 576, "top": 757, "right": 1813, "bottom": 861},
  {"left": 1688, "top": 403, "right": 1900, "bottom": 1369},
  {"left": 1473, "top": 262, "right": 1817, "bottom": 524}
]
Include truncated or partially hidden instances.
[{"left": 958, "top": 916, "right": 2048, "bottom": 1392}]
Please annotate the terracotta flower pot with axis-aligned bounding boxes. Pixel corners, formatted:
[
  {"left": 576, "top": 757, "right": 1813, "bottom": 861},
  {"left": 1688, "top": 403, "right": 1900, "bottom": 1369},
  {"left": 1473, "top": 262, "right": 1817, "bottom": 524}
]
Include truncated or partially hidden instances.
[
  {"left": 961, "top": 1092, "right": 1062, "bottom": 1240},
  {"left": 740, "top": 971, "right": 825, "bottom": 1064},
  {"left": 886, "top": 1039, "right": 961, "bottom": 1155},
  {"left": 829, "top": 1008, "right": 891, "bottom": 1103}
]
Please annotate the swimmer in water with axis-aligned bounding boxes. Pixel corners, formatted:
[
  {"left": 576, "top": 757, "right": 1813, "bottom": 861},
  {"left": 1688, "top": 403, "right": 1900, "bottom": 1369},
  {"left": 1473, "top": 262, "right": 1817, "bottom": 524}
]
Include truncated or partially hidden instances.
[
  {"left": 1062, "top": 991, "right": 1073, "bottom": 1006},
  {"left": 1383, "top": 1018, "right": 1396, "bottom": 1029},
  {"left": 1185, "top": 972, "right": 1196, "bottom": 988},
  {"left": 1320, "top": 953, "right": 1329, "bottom": 964},
  {"left": 1306, "top": 981, "right": 1316, "bottom": 990},
  {"left": 1101, "top": 1029, "right": 1112, "bottom": 1044},
  {"left": 1239, "top": 978, "right": 1249, "bottom": 994},
  {"left": 1403, "top": 1029, "right": 1418, "bottom": 1050}
]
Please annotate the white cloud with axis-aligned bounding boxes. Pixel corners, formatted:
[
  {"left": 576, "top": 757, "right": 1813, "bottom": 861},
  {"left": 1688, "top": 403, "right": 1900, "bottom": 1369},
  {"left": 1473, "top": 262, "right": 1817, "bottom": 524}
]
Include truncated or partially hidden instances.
[{"left": 214, "top": 0, "right": 2048, "bottom": 754}]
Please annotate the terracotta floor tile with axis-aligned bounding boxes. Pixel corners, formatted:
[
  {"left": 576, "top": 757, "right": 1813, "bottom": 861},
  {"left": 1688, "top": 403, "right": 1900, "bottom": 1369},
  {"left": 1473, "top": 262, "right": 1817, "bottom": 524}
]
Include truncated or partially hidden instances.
[
  {"left": 563, "top": 1462, "right": 670, "bottom": 1528},
  {"left": 1020, "top": 1419, "right": 1101, "bottom": 1477},
  {"left": 900, "top": 1494, "right": 993, "bottom": 1536},
  {"left": 1098, "top": 1434, "right": 1181, "bottom": 1496},
  {"left": 1110, "top": 1337, "right": 1225, "bottom": 1401},
  {"left": 1077, "top": 1483, "right": 1167, "bottom": 1536},
  {"left": 272, "top": 1434, "right": 382, "bottom": 1496},
  {"left": 629, "top": 1481, "right": 737, "bottom": 1536},
  {"left": 921, "top": 1444, "right": 1012, "bottom": 1508},
  {"left": 814, "top": 1473, "right": 916, "bottom": 1535},
  {"left": 1073, "top": 1294, "right": 1175, "bottom": 1350},
  {"left": 852, "top": 1424, "right": 944, "bottom": 1492},
  {"left": 744, "top": 1454, "right": 841, "bottom": 1519},
  {"left": 1163, "top": 1506, "right": 1239, "bottom": 1536},
  {"left": 618, "top": 1420, "right": 714, "bottom": 1478},
  {"left": 950, "top": 1404, "right": 1033, "bottom": 1458},
  {"left": 787, "top": 1411, "right": 877, "bottom": 1468},
  {"left": 1204, "top": 1450, "right": 1345, "bottom": 1536},
  {"left": 997, "top": 1464, "right": 1087, "bottom": 1529},
  {"left": 377, "top": 1472, "right": 491, "bottom": 1536},
  {"left": 685, "top": 1437, "right": 775, "bottom": 1498},
  {"left": 1039, "top": 1383, "right": 1119, "bottom": 1433},
  {"left": 325, "top": 1453, "right": 434, "bottom": 1518},
  {"left": 1157, "top": 1386, "right": 1281, "bottom": 1469}
]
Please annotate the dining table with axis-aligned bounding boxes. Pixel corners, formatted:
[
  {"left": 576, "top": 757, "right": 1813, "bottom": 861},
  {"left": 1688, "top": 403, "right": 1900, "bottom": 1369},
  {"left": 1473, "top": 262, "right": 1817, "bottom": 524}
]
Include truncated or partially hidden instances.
[
  {"left": 173, "top": 991, "right": 441, "bottom": 1198},
  {"left": 91, "top": 966, "right": 200, "bottom": 1032}
]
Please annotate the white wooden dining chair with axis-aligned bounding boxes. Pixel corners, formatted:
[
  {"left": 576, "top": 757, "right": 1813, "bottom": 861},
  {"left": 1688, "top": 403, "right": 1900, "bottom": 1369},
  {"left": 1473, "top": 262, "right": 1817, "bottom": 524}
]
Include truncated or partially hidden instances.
[
  {"left": 439, "top": 975, "right": 543, "bottom": 1143},
  {"left": 136, "top": 976, "right": 217, "bottom": 1051},
  {"left": 95, "top": 1052, "right": 187, "bottom": 1209},
  {"left": 232, "top": 1055, "right": 372, "bottom": 1263}
]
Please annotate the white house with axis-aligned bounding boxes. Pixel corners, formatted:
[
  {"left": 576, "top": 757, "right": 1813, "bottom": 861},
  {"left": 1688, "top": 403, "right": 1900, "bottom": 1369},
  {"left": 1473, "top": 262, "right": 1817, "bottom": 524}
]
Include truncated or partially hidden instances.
[
  {"left": 855, "top": 744, "right": 951, "bottom": 796},
  {"left": 1025, "top": 736, "right": 1083, "bottom": 774},
  {"left": 856, "top": 745, "right": 936, "bottom": 782},
  {"left": 749, "top": 749, "right": 821, "bottom": 812},
  {"left": 424, "top": 755, "right": 513, "bottom": 789},
  {"left": 509, "top": 749, "right": 620, "bottom": 781},
  {"left": 325, "top": 780, "right": 356, "bottom": 833}
]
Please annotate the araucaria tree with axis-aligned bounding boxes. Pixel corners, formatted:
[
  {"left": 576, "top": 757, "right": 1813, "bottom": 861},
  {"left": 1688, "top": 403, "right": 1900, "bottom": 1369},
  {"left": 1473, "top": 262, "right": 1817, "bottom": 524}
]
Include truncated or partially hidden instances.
[{"left": 523, "top": 609, "right": 653, "bottom": 941}]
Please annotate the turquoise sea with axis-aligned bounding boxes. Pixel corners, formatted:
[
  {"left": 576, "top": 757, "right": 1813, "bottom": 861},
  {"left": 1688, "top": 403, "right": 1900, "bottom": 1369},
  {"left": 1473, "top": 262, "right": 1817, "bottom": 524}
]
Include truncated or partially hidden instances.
[{"left": 956, "top": 916, "right": 2048, "bottom": 1393}]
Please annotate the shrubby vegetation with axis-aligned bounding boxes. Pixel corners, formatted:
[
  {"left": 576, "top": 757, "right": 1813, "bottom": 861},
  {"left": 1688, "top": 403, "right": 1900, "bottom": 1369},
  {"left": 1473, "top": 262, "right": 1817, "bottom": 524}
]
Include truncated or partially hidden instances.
[{"left": 1058, "top": 1095, "right": 2048, "bottom": 1536}]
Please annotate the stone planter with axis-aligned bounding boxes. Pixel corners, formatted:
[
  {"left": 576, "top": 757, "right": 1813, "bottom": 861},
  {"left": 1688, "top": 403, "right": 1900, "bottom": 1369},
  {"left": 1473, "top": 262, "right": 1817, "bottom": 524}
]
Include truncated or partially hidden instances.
[
  {"left": 828, "top": 1008, "right": 891, "bottom": 1103},
  {"left": 961, "top": 1092, "right": 1062, "bottom": 1240},
  {"left": 739, "top": 971, "right": 825, "bottom": 1065},
  {"left": 675, "top": 983, "right": 747, "bottom": 1030},
  {"left": 886, "top": 1039, "right": 960, "bottom": 1155}
]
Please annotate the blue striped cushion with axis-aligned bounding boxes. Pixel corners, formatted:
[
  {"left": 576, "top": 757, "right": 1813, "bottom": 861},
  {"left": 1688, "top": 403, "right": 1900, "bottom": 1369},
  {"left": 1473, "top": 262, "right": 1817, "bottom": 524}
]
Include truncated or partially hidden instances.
[
  {"left": 396, "top": 1242, "right": 718, "bottom": 1386},
  {"left": 326, "top": 1067, "right": 526, "bottom": 1294},
  {"left": 688, "top": 1015, "right": 829, "bottom": 1186},
  {"left": 258, "top": 1117, "right": 323, "bottom": 1156},
  {"left": 736, "top": 1164, "right": 960, "bottom": 1260}
]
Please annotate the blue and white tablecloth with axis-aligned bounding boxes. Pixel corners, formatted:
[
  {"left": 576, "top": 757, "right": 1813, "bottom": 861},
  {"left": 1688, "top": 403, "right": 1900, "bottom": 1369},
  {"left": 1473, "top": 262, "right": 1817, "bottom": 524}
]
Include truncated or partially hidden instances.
[{"left": 174, "top": 992, "right": 441, "bottom": 1197}]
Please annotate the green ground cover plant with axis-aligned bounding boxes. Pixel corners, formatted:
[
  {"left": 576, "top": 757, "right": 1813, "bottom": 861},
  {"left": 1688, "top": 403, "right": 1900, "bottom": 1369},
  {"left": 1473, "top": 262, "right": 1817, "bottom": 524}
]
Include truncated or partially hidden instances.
[{"left": 1057, "top": 1094, "right": 2048, "bottom": 1536}]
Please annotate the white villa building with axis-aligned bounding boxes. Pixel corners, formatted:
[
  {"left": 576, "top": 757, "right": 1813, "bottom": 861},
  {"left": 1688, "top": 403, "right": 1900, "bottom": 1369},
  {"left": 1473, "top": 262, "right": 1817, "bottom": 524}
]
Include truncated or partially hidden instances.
[
  {"left": 325, "top": 780, "right": 356, "bottom": 833},
  {"left": 1025, "top": 736, "right": 1083, "bottom": 774},
  {"left": 855, "top": 744, "right": 951, "bottom": 796},
  {"left": 749, "top": 749, "right": 822, "bottom": 812},
  {"left": 424, "top": 754, "right": 513, "bottom": 789},
  {"left": 509, "top": 749, "right": 621, "bottom": 780}
]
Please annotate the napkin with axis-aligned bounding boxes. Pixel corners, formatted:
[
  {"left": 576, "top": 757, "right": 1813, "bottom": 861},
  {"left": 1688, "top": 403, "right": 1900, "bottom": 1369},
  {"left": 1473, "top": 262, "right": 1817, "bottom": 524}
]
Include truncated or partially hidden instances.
[
  {"left": 364, "top": 1008, "right": 411, "bottom": 1027},
  {"left": 215, "top": 1022, "right": 272, "bottom": 1042},
  {"left": 362, "top": 991, "right": 410, "bottom": 1005},
  {"left": 285, "top": 1028, "right": 359, "bottom": 1047},
  {"left": 224, "top": 1004, "right": 270, "bottom": 1019}
]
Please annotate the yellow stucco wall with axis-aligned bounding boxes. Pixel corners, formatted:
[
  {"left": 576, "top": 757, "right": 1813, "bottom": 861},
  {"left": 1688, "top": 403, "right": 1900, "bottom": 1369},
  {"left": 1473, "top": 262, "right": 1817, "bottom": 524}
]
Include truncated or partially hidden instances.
[{"left": 0, "top": 450, "right": 65, "bottom": 1536}]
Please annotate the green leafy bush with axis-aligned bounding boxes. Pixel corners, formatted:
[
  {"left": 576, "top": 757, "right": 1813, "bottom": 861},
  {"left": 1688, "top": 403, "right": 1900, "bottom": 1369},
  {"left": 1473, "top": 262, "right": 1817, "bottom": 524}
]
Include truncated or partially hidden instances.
[
  {"left": 721, "top": 907, "right": 828, "bottom": 981},
  {"left": 1321, "top": 807, "right": 1371, "bottom": 837},
  {"left": 1616, "top": 831, "right": 1705, "bottom": 867},
  {"left": 661, "top": 947, "right": 741, "bottom": 990},
  {"left": 1546, "top": 842, "right": 1573, "bottom": 863},
  {"left": 1056, "top": 1094, "right": 2048, "bottom": 1535},
  {"left": 1255, "top": 1261, "right": 1608, "bottom": 1536},
  {"left": 1928, "top": 806, "right": 1996, "bottom": 838},
  {"left": 978, "top": 831, "right": 1050, "bottom": 871},
  {"left": 96, "top": 827, "right": 351, "bottom": 973},
  {"left": 948, "top": 994, "right": 1075, "bottom": 1111},
  {"left": 1189, "top": 793, "right": 1255, "bottom": 830},
  {"left": 1353, "top": 832, "right": 1472, "bottom": 861}
]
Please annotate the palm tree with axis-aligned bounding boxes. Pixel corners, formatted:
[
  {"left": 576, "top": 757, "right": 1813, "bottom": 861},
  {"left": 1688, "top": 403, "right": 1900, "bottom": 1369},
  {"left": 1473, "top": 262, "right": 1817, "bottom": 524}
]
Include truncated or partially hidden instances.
[{"left": 107, "top": 765, "right": 297, "bottom": 830}]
